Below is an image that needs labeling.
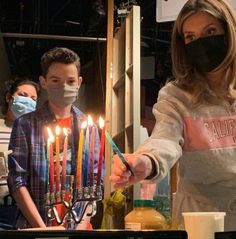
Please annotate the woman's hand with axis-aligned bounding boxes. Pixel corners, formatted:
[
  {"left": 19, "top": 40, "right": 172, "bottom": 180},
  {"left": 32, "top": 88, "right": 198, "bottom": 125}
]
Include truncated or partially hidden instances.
[{"left": 109, "top": 153, "right": 153, "bottom": 188}]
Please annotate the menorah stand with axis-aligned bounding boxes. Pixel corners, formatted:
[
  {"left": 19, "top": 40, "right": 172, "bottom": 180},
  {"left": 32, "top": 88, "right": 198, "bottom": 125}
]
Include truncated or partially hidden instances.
[{"left": 46, "top": 185, "right": 102, "bottom": 229}]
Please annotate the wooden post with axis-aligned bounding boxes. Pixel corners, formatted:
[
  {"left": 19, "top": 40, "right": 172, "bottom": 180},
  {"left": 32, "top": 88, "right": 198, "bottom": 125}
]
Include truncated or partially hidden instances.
[{"left": 104, "top": 0, "right": 114, "bottom": 199}]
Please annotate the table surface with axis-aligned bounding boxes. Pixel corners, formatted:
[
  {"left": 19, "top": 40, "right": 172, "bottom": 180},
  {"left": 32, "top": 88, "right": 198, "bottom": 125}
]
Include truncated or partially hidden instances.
[
  {"left": 0, "top": 229, "right": 187, "bottom": 239},
  {"left": 215, "top": 231, "right": 236, "bottom": 239}
]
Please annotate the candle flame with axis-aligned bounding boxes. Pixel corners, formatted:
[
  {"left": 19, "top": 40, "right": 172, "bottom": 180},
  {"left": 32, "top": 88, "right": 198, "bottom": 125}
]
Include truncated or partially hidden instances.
[
  {"left": 87, "top": 115, "right": 93, "bottom": 126},
  {"left": 63, "top": 128, "right": 68, "bottom": 137},
  {"left": 99, "top": 116, "right": 105, "bottom": 129},
  {"left": 81, "top": 121, "right": 87, "bottom": 129},
  {"left": 56, "top": 125, "right": 61, "bottom": 136},
  {"left": 47, "top": 127, "right": 54, "bottom": 142}
]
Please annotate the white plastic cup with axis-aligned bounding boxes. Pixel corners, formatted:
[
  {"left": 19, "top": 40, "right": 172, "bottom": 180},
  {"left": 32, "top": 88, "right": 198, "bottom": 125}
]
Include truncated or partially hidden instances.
[{"left": 182, "top": 212, "right": 226, "bottom": 239}]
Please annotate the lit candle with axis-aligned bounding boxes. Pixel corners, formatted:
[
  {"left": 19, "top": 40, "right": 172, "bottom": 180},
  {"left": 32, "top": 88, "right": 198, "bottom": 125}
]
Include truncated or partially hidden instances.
[
  {"left": 97, "top": 117, "right": 105, "bottom": 185},
  {"left": 105, "top": 130, "right": 134, "bottom": 176},
  {"left": 76, "top": 121, "right": 87, "bottom": 189},
  {"left": 88, "top": 116, "right": 95, "bottom": 186},
  {"left": 55, "top": 126, "right": 61, "bottom": 194},
  {"left": 47, "top": 127, "right": 55, "bottom": 193},
  {"left": 62, "top": 128, "right": 68, "bottom": 191},
  {"left": 83, "top": 117, "right": 90, "bottom": 186},
  {"left": 46, "top": 135, "right": 50, "bottom": 193}
]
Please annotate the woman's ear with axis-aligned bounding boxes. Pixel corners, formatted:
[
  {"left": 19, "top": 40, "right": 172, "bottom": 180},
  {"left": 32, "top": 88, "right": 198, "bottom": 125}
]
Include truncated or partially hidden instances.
[{"left": 39, "top": 76, "right": 47, "bottom": 90}]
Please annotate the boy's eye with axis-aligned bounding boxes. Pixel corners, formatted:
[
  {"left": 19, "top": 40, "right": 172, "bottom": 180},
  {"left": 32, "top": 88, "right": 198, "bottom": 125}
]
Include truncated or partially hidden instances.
[{"left": 67, "top": 79, "right": 76, "bottom": 85}]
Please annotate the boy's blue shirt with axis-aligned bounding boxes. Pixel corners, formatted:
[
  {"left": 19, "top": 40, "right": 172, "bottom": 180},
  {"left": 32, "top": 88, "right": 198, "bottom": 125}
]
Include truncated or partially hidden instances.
[{"left": 7, "top": 101, "right": 103, "bottom": 227}]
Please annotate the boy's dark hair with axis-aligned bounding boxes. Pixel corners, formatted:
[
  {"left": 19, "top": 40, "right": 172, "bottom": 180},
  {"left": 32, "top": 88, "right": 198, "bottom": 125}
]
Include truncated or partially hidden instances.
[
  {"left": 40, "top": 47, "right": 81, "bottom": 77},
  {"left": 1, "top": 77, "right": 40, "bottom": 115}
]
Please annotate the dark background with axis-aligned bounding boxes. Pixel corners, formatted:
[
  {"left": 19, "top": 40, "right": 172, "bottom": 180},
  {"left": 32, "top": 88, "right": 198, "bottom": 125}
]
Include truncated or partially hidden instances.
[{"left": 0, "top": 0, "right": 173, "bottom": 110}]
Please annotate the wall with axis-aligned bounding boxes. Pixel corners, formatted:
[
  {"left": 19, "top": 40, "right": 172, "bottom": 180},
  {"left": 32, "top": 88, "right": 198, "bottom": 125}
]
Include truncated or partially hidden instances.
[{"left": 156, "top": 0, "right": 236, "bottom": 22}]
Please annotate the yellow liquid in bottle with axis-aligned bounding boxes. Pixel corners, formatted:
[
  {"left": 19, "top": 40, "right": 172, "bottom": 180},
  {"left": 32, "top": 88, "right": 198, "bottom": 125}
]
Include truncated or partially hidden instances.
[{"left": 125, "top": 200, "right": 167, "bottom": 230}]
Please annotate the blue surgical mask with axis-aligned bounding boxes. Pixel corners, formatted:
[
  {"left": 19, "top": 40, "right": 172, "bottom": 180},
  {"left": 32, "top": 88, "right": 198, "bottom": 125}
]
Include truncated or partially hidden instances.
[{"left": 10, "top": 95, "right": 36, "bottom": 118}]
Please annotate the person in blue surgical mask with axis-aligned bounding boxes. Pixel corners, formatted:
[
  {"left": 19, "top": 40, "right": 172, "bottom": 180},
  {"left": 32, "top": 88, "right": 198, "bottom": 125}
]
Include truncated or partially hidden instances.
[
  {"left": 110, "top": 0, "right": 236, "bottom": 231},
  {"left": 0, "top": 77, "right": 39, "bottom": 229},
  {"left": 0, "top": 77, "right": 39, "bottom": 151}
]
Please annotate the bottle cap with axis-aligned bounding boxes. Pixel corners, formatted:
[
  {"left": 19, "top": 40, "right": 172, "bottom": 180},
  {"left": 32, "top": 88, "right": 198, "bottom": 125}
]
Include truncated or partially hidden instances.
[{"left": 134, "top": 199, "right": 157, "bottom": 208}]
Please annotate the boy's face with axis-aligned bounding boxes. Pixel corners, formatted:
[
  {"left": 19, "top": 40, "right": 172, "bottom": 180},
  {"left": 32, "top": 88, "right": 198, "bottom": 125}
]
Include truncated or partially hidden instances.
[
  {"left": 40, "top": 62, "right": 81, "bottom": 89},
  {"left": 39, "top": 62, "right": 82, "bottom": 107}
]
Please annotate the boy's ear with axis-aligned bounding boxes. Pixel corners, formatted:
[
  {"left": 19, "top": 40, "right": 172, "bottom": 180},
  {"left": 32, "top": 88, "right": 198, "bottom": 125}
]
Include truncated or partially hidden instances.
[
  {"left": 39, "top": 76, "right": 47, "bottom": 90},
  {"left": 78, "top": 76, "right": 83, "bottom": 88}
]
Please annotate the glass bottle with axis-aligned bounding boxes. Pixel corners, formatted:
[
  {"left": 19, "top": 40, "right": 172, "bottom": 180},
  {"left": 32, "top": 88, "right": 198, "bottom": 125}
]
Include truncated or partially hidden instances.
[{"left": 125, "top": 199, "right": 167, "bottom": 230}]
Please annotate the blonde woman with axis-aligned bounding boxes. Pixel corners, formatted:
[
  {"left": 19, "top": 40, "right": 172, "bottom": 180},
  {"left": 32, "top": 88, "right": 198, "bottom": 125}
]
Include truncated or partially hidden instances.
[{"left": 110, "top": 0, "right": 236, "bottom": 231}]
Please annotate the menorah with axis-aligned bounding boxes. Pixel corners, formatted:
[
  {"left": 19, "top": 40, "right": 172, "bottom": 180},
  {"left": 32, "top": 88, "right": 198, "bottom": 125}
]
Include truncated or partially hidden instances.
[
  {"left": 45, "top": 116, "right": 105, "bottom": 229},
  {"left": 45, "top": 176, "right": 103, "bottom": 229},
  {"left": 44, "top": 115, "right": 130, "bottom": 229}
]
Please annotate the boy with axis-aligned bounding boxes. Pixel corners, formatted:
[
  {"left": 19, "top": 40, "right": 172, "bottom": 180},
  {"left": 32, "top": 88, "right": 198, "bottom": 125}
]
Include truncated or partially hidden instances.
[{"left": 8, "top": 47, "right": 101, "bottom": 228}]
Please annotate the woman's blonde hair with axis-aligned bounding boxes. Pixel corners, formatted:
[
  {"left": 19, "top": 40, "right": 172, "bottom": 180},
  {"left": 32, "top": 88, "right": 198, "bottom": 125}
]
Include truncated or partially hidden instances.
[{"left": 171, "top": 0, "right": 236, "bottom": 103}]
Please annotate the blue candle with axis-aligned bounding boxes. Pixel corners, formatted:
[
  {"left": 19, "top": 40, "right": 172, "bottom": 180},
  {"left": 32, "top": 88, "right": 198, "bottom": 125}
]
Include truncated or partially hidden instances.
[
  {"left": 105, "top": 130, "right": 134, "bottom": 176},
  {"left": 89, "top": 125, "right": 95, "bottom": 187}
]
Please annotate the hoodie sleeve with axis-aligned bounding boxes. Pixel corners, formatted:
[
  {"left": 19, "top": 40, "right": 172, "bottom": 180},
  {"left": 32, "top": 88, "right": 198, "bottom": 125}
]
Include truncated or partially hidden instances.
[{"left": 136, "top": 83, "right": 185, "bottom": 182}]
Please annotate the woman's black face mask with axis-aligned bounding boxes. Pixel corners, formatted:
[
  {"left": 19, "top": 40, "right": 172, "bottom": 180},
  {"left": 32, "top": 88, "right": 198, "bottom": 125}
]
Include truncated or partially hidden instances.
[{"left": 185, "top": 34, "right": 227, "bottom": 73}]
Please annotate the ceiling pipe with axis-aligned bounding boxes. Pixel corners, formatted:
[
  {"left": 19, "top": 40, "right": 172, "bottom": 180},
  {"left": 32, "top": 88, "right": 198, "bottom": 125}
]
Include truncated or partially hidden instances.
[{"left": 2, "top": 32, "right": 107, "bottom": 42}]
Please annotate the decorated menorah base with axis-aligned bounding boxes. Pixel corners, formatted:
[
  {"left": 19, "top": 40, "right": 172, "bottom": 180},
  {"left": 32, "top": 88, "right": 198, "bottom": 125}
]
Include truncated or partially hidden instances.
[{"left": 46, "top": 185, "right": 102, "bottom": 229}]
